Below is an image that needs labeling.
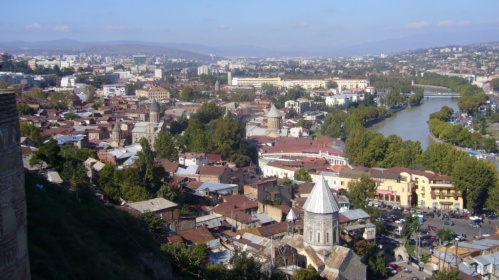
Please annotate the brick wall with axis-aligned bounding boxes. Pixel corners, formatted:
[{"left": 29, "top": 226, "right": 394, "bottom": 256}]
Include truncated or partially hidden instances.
[{"left": 0, "top": 89, "right": 31, "bottom": 279}]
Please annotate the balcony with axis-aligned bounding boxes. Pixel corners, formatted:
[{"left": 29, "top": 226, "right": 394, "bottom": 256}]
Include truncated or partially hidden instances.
[{"left": 439, "top": 192, "right": 445, "bottom": 199}]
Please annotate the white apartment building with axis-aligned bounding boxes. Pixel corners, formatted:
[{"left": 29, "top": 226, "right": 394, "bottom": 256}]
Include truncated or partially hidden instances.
[
  {"left": 154, "top": 69, "right": 163, "bottom": 80},
  {"left": 179, "top": 153, "right": 208, "bottom": 166},
  {"left": 60, "top": 75, "right": 76, "bottom": 87},
  {"left": 102, "top": 84, "right": 128, "bottom": 96},
  {"left": 231, "top": 77, "right": 282, "bottom": 88},
  {"left": 332, "top": 78, "right": 370, "bottom": 90},
  {"left": 197, "top": 65, "right": 210, "bottom": 76},
  {"left": 282, "top": 79, "right": 326, "bottom": 89},
  {"left": 284, "top": 98, "right": 313, "bottom": 113},
  {"left": 325, "top": 94, "right": 350, "bottom": 108}
]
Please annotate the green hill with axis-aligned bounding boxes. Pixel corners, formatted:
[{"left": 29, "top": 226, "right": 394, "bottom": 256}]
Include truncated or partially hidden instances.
[{"left": 25, "top": 173, "right": 172, "bottom": 280}]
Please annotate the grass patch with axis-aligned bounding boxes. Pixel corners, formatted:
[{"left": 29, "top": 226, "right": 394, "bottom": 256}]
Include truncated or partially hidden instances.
[
  {"left": 405, "top": 244, "right": 416, "bottom": 257},
  {"left": 26, "top": 172, "right": 170, "bottom": 279}
]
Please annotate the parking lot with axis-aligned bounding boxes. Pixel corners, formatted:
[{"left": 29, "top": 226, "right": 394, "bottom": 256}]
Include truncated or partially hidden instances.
[{"left": 375, "top": 207, "right": 497, "bottom": 279}]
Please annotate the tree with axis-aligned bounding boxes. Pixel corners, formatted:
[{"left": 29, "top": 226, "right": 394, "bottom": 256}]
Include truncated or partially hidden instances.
[
  {"left": 98, "top": 164, "right": 121, "bottom": 202},
  {"left": 367, "top": 250, "right": 387, "bottom": 278},
  {"left": 326, "top": 80, "right": 338, "bottom": 89},
  {"left": 436, "top": 228, "right": 453, "bottom": 245},
  {"left": 118, "top": 168, "right": 150, "bottom": 202},
  {"left": 294, "top": 167, "right": 312, "bottom": 182},
  {"left": 293, "top": 265, "right": 324, "bottom": 280},
  {"left": 196, "top": 102, "right": 223, "bottom": 124},
  {"left": 20, "top": 120, "right": 46, "bottom": 146},
  {"left": 400, "top": 214, "right": 421, "bottom": 243},
  {"left": 17, "top": 103, "right": 33, "bottom": 115},
  {"left": 346, "top": 174, "right": 377, "bottom": 209},
  {"left": 353, "top": 239, "right": 372, "bottom": 256},
  {"left": 30, "top": 139, "right": 62, "bottom": 170},
  {"left": 491, "top": 78, "right": 499, "bottom": 92},
  {"left": 230, "top": 251, "right": 262, "bottom": 280},
  {"left": 161, "top": 243, "right": 208, "bottom": 278},
  {"left": 154, "top": 131, "right": 177, "bottom": 161},
  {"left": 486, "top": 181, "right": 499, "bottom": 213},
  {"left": 451, "top": 156, "right": 497, "bottom": 212},
  {"left": 60, "top": 160, "right": 87, "bottom": 192},
  {"left": 135, "top": 138, "right": 156, "bottom": 191},
  {"left": 85, "top": 85, "right": 96, "bottom": 103},
  {"left": 180, "top": 86, "right": 196, "bottom": 101},
  {"left": 156, "top": 185, "right": 184, "bottom": 205},
  {"left": 431, "top": 269, "right": 460, "bottom": 280},
  {"left": 139, "top": 211, "right": 164, "bottom": 238}
]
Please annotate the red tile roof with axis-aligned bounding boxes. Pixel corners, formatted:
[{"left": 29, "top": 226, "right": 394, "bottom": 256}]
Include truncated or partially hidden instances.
[{"left": 177, "top": 225, "right": 216, "bottom": 244}]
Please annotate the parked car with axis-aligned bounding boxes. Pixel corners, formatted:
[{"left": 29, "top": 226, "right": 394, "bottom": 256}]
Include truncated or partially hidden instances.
[
  {"left": 470, "top": 222, "right": 481, "bottom": 228},
  {"left": 386, "top": 267, "right": 397, "bottom": 275},
  {"left": 408, "top": 239, "right": 416, "bottom": 245},
  {"left": 388, "top": 263, "right": 402, "bottom": 272},
  {"left": 455, "top": 235, "right": 466, "bottom": 241},
  {"left": 424, "top": 212, "right": 435, "bottom": 218},
  {"left": 470, "top": 216, "right": 483, "bottom": 222},
  {"left": 443, "top": 220, "right": 454, "bottom": 226},
  {"left": 395, "top": 219, "right": 405, "bottom": 224}
]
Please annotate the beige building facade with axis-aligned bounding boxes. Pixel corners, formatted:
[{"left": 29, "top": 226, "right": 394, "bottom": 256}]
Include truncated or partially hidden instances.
[{"left": 136, "top": 87, "right": 170, "bottom": 100}]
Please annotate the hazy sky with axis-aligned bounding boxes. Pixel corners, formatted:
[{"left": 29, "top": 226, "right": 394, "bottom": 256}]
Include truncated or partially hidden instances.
[{"left": 3, "top": 0, "right": 499, "bottom": 51}]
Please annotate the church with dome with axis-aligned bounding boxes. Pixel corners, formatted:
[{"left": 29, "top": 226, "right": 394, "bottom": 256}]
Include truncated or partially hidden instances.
[
  {"left": 284, "top": 174, "right": 367, "bottom": 280},
  {"left": 131, "top": 99, "right": 166, "bottom": 146}
]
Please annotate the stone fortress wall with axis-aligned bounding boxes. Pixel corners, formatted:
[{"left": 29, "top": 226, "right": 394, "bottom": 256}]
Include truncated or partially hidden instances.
[{"left": 0, "top": 89, "right": 30, "bottom": 279}]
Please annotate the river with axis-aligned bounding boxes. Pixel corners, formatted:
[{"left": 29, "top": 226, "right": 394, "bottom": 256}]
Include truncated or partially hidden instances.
[{"left": 368, "top": 99, "right": 458, "bottom": 150}]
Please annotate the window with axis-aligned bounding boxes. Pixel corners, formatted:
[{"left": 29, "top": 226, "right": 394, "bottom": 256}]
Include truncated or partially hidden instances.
[
  {"left": 317, "top": 232, "right": 320, "bottom": 243},
  {"left": 326, "top": 232, "right": 330, "bottom": 243},
  {"left": 309, "top": 231, "right": 312, "bottom": 242}
]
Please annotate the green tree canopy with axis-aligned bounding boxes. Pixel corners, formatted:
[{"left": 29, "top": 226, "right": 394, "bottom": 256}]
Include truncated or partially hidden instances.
[
  {"left": 294, "top": 167, "right": 312, "bottom": 182},
  {"left": 346, "top": 174, "right": 377, "bottom": 209},
  {"left": 154, "top": 130, "right": 177, "bottom": 161},
  {"left": 293, "top": 266, "right": 324, "bottom": 280},
  {"left": 400, "top": 213, "right": 421, "bottom": 243},
  {"left": 139, "top": 211, "right": 165, "bottom": 238},
  {"left": 451, "top": 156, "right": 497, "bottom": 212}
]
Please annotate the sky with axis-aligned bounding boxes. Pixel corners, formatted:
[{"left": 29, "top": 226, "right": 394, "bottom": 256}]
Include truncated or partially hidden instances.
[{"left": 2, "top": 0, "right": 499, "bottom": 53}]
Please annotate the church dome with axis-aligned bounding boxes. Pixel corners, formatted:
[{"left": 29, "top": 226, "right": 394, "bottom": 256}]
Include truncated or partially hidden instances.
[
  {"left": 266, "top": 104, "right": 280, "bottom": 118},
  {"left": 150, "top": 99, "right": 160, "bottom": 113}
]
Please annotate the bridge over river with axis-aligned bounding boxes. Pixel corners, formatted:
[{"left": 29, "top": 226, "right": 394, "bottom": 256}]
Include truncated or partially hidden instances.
[{"left": 412, "top": 83, "right": 461, "bottom": 98}]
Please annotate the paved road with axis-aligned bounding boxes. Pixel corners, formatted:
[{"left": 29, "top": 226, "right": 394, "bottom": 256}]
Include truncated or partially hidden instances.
[{"left": 379, "top": 208, "right": 497, "bottom": 241}]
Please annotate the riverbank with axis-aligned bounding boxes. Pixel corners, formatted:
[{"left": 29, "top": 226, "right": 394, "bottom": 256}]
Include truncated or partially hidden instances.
[
  {"left": 367, "top": 99, "right": 459, "bottom": 150},
  {"left": 365, "top": 102, "right": 421, "bottom": 128},
  {"left": 428, "top": 132, "right": 499, "bottom": 163}
]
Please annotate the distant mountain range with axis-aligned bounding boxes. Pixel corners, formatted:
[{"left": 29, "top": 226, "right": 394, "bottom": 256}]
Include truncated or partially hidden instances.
[{"left": 1, "top": 29, "right": 499, "bottom": 60}]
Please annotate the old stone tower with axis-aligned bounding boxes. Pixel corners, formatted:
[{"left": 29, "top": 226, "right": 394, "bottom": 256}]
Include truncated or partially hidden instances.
[{"left": 0, "top": 89, "right": 31, "bottom": 279}]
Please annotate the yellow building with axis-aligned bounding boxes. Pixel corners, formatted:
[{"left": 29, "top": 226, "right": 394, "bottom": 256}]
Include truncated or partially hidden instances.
[
  {"left": 387, "top": 167, "right": 463, "bottom": 211},
  {"left": 136, "top": 87, "right": 170, "bottom": 100},
  {"left": 338, "top": 168, "right": 411, "bottom": 207}
]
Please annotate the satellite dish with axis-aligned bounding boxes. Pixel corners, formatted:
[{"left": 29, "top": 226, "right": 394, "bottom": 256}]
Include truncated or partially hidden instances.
[{"left": 236, "top": 235, "right": 241, "bottom": 240}]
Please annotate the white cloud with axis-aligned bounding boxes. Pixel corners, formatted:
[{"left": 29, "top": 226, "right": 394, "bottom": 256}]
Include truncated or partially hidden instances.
[
  {"left": 26, "top": 23, "right": 42, "bottom": 30},
  {"left": 437, "top": 20, "right": 471, "bottom": 27},
  {"left": 405, "top": 21, "right": 431, "bottom": 29},
  {"left": 104, "top": 25, "right": 126, "bottom": 31},
  {"left": 54, "top": 25, "right": 70, "bottom": 32}
]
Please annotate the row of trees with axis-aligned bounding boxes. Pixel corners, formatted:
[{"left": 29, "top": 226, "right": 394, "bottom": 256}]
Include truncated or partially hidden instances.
[
  {"left": 416, "top": 72, "right": 488, "bottom": 115},
  {"left": 173, "top": 103, "right": 252, "bottom": 167},
  {"left": 428, "top": 106, "right": 497, "bottom": 152}
]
